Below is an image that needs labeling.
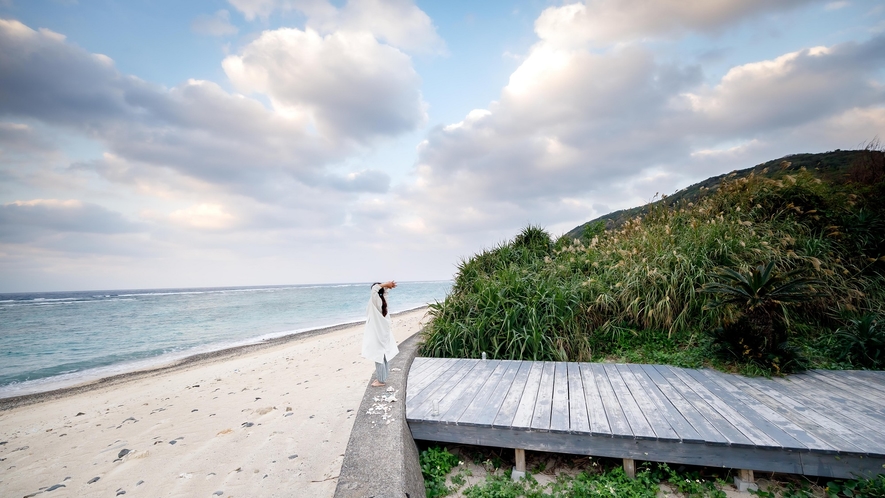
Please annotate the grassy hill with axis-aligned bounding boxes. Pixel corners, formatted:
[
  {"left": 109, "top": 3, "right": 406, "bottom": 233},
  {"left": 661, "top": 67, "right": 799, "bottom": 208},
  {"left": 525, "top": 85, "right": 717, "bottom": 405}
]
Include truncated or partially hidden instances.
[
  {"left": 566, "top": 149, "right": 881, "bottom": 239},
  {"left": 420, "top": 148, "right": 885, "bottom": 375}
]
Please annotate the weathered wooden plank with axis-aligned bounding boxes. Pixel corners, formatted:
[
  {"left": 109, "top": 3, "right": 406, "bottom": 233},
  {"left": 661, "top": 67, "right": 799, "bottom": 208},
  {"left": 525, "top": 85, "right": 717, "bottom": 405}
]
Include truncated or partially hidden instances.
[
  {"left": 615, "top": 364, "right": 679, "bottom": 441},
  {"left": 459, "top": 360, "right": 521, "bottom": 426},
  {"left": 407, "top": 358, "right": 464, "bottom": 408},
  {"left": 670, "top": 367, "right": 779, "bottom": 448},
  {"left": 840, "top": 370, "right": 885, "bottom": 392},
  {"left": 653, "top": 365, "right": 752, "bottom": 447},
  {"left": 638, "top": 364, "right": 726, "bottom": 445},
  {"left": 407, "top": 357, "right": 451, "bottom": 395},
  {"left": 740, "top": 376, "right": 880, "bottom": 455},
  {"left": 623, "top": 364, "right": 702, "bottom": 443},
  {"left": 726, "top": 374, "right": 860, "bottom": 455},
  {"left": 412, "top": 423, "right": 851, "bottom": 478},
  {"left": 804, "top": 370, "right": 885, "bottom": 414},
  {"left": 591, "top": 363, "right": 631, "bottom": 437},
  {"left": 438, "top": 360, "right": 501, "bottom": 423},
  {"left": 808, "top": 369, "right": 885, "bottom": 399},
  {"left": 531, "top": 362, "right": 557, "bottom": 431},
  {"left": 407, "top": 357, "right": 457, "bottom": 402},
  {"left": 549, "top": 362, "right": 571, "bottom": 433},
  {"left": 405, "top": 356, "right": 435, "bottom": 393},
  {"left": 694, "top": 369, "right": 809, "bottom": 451},
  {"left": 699, "top": 370, "right": 833, "bottom": 452},
  {"left": 408, "top": 359, "right": 478, "bottom": 420},
  {"left": 579, "top": 363, "right": 611, "bottom": 436},
  {"left": 510, "top": 362, "right": 545, "bottom": 429},
  {"left": 602, "top": 364, "right": 656, "bottom": 439},
  {"left": 406, "top": 361, "right": 885, "bottom": 481},
  {"left": 781, "top": 373, "right": 885, "bottom": 426},
  {"left": 769, "top": 375, "right": 885, "bottom": 450},
  {"left": 493, "top": 362, "right": 533, "bottom": 428},
  {"left": 567, "top": 363, "right": 590, "bottom": 434}
]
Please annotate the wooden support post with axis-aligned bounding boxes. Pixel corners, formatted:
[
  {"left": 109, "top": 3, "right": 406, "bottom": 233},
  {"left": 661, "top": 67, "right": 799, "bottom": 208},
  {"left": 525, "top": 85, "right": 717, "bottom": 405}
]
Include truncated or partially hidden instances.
[
  {"left": 623, "top": 458, "right": 635, "bottom": 479},
  {"left": 512, "top": 448, "right": 526, "bottom": 481},
  {"left": 734, "top": 469, "right": 757, "bottom": 492}
]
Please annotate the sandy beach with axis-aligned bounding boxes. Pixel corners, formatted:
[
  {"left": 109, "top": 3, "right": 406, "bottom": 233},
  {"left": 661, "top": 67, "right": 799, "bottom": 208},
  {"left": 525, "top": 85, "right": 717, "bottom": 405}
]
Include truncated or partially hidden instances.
[{"left": 0, "top": 308, "right": 429, "bottom": 498}]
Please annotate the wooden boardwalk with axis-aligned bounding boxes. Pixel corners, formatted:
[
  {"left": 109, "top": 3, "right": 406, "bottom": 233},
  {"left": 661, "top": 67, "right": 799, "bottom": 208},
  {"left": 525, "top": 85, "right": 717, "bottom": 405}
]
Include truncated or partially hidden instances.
[{"left": 406, "top": 357, "right": 885, "bottom": 480}]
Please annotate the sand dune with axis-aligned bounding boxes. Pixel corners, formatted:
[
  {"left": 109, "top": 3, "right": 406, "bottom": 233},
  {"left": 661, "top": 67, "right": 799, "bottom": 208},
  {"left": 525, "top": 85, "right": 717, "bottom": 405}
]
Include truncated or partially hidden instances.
[{"left": 0, "top": 308, "right": 429, "bottom": 498}]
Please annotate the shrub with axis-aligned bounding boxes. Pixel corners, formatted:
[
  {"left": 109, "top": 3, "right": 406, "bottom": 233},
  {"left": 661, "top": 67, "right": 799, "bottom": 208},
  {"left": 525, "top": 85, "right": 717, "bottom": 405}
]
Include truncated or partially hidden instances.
[
  {"left": 834, "top": 314, "right": 885, "bottom": 369},
  {"left": 421, "top": 150, "right": 885, "bottom": 375},
  {"left": 420, "top": 446, "right": 461, "bottom": 498}
]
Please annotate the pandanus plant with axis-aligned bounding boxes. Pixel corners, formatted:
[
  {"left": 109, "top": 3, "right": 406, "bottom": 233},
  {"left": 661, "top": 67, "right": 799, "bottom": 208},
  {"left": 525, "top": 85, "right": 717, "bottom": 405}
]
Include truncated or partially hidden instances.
[{"left": 700, "top": 262, "right": 823, "bottom": 371}]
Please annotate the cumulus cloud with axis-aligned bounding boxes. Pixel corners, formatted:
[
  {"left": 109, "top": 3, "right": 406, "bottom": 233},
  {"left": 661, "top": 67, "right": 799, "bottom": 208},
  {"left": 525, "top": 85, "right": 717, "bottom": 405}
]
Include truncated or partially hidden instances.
[
  {"left": 227, "top": 0, "right": 444, "bottom": 54},
  {"left": 0, "top": 18, "right": 422, "bottom": 200},
  {"left": 222, "top": 27, "right": 427, "bottom": 141},
  {"left": 535, "top": 0, "right": 819, "bottom": 47},
  {"left": 396, "top": 22, "right": 885, "bottom": 241},
  {"left": 683, "top": 36, "right": 885, "bottom": 134},
  {"left": 191, "top": 10, "right": 238, "bottom": 37}
]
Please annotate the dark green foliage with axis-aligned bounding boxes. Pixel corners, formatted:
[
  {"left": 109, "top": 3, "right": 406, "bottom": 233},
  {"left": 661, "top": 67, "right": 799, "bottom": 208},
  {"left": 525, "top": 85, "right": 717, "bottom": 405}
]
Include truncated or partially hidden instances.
[
  {"left": 582, "top": 221, "right": 606, "bottom": 241},
  {"left": 701, "top": 262, "right": 823, "bottom": 311},
  {"left": 420, "top": 446, "right": 461, "bottom": 498},
  {"left": 834, "top": 314, "right": 885, "bottom": 369},
  {"left": 422, "top": 150, "right": 885, "bottom": 375},
  {"left": 464, "top": 473, "right": 548, "bottom": 498},
  {"left": 700, "top": 262, "right": 823, "bottom": 373}
]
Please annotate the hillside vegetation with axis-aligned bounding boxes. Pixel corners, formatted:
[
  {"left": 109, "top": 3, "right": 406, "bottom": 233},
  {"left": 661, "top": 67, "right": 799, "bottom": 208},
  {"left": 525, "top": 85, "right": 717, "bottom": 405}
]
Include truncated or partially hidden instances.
[{"left": 420, "top": 148, "right": 885, "bottom": 375}]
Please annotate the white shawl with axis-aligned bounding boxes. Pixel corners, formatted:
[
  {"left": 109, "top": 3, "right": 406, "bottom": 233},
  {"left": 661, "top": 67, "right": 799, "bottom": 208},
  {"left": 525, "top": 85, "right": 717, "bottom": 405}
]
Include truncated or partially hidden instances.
[{"left": 362, "top": 284, "right": 399, "bottom": 364}]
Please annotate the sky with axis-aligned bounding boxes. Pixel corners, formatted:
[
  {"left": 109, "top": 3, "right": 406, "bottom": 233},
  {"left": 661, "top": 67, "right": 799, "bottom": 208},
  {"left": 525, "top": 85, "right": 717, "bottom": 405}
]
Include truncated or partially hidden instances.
[{"left": 0, "top": 0, "right": 884, "bottom": 293}]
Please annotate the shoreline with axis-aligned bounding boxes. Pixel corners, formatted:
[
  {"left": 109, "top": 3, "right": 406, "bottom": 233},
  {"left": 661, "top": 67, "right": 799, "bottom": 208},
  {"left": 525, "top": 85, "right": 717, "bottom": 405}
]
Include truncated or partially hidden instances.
[
  {"left": 0, "top": 305, "right": 429, "bottom": 411},
  {"left": 0, "top": 307, "right": 430, "bottom": 497}
]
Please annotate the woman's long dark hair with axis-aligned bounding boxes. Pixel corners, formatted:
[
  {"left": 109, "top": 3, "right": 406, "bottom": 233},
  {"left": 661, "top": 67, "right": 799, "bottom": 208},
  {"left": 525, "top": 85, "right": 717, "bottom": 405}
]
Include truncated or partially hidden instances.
[{"left": 372, "top": 282, "right": 388, "bottom": 317}]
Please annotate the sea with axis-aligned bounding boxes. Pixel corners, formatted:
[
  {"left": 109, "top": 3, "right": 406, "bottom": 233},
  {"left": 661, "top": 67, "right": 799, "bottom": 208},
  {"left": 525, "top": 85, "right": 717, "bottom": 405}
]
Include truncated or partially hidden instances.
[{"left": 0, "top": 280, "right": 452, "bottom": 399}]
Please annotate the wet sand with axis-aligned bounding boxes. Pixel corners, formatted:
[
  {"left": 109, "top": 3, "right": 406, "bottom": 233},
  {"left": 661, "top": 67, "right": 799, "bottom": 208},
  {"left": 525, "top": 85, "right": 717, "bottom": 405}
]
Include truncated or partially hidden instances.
[{"left": 0, "top": 308, "right": 429, "bottom": 498}]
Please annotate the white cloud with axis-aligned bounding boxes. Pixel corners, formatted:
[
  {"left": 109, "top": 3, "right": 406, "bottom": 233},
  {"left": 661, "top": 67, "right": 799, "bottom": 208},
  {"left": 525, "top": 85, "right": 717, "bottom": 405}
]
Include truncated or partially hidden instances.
[
  {"left": 169, "top": 203, "right": 236, "bottom": 230},
  {"left": 396, "top": 26, "right": 885, "bottom": 242},
  {"left": 683, "top": 37, "right": 885, "bottom": 134},
  {"left": 227, "top": 0, "right": 444, "bottom": 54},
  {"left": 0, "top": 18, "right": 416, "bottom": 202},
  {"left": 191, "top": 10, "right": 238, "bottom": 37},
  {"left": 535, "top": 0, "right": 820, "bottom": 47},
  {"left": 222, "top": 27, "right": 427, "bottom": 142},
  {"left": 0, "top": 16, "right": 428, "bottom": 285}
]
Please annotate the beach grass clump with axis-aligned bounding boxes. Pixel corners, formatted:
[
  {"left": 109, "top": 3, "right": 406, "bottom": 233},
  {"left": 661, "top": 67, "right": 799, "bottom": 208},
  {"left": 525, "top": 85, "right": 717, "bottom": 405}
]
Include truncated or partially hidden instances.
[{"left": 420, "top": 150, "right": 885, "bottom": 375}]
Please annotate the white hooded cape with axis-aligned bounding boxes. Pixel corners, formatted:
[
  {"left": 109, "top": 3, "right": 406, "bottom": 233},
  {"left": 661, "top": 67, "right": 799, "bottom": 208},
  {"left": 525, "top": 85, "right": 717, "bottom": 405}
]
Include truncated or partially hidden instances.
[{"left": 361, "top": 284, "right": 399, "bottom": 364}]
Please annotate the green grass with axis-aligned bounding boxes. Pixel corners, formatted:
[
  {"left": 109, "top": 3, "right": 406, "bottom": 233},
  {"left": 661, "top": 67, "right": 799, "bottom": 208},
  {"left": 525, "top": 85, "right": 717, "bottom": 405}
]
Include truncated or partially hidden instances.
[
  {"left": 420, "top": 149, "right": 885, "bottom": 376},
  {"left": 422, "top": 445, "right": 885, "bottom": 497}
]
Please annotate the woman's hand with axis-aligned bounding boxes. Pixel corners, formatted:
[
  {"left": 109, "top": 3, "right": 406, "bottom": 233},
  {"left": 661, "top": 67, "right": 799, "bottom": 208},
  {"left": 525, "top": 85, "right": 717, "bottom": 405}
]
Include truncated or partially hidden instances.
[{"left": 383, "top": 281, "right": 397, "bottom": 289}]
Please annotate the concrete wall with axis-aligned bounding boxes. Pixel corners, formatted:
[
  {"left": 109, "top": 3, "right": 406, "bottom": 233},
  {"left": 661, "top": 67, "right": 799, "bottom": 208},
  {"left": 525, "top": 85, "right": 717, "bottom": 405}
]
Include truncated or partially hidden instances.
[{"left": 335, "top": 332, "right": 426, "bottom": 498}]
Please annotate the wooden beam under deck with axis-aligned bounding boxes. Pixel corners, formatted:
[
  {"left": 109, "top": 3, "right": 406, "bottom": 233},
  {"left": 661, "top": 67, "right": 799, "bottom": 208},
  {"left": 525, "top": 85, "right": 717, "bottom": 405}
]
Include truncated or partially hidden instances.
[{"left": 406, "top": 358, "right": 885, "bottom": 480}]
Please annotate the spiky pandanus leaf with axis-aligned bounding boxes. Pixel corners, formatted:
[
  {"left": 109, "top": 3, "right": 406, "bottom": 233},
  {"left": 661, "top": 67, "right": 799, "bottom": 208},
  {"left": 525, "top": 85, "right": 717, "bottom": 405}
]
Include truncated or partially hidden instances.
[{"left": 700, "top": 262, "right": 823, "bottom": 310}]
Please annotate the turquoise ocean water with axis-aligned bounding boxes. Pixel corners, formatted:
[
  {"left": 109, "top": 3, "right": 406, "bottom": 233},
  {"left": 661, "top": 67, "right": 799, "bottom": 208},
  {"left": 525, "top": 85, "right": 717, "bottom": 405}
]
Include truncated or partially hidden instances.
[{"left": 0, "top": 280, "right": 451, "bottom": 399}]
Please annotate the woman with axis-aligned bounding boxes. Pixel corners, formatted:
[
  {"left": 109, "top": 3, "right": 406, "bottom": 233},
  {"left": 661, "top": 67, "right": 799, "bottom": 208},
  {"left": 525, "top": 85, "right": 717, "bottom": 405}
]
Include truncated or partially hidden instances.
[{"left": 362, "top": 281, "right": 398, "bottom": 387}]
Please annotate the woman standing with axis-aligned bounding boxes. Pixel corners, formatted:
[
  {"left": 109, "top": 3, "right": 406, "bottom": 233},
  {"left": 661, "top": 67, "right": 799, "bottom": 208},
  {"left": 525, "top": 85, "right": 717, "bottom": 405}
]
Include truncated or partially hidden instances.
[{"left": 362, "top": 281, "right": 398, "bottom": 387}]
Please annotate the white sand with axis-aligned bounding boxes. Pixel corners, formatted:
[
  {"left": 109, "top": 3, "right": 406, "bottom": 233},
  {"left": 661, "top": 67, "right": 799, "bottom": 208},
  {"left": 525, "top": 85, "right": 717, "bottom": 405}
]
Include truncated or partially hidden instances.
[{"left": 0, "top": 308, "right": 429, "bottom": 498}]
